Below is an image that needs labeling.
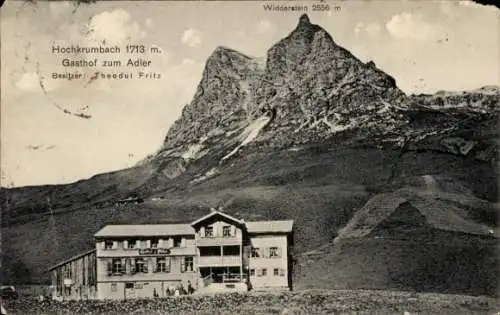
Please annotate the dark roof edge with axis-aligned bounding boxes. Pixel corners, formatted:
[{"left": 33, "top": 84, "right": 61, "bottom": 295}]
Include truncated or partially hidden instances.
[{"left": 47, "top": 249, "right": 96, "bottom": 272}]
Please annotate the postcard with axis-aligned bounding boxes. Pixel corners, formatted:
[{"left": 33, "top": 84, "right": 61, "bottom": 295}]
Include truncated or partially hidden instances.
[{"left": 1, "top": 1, "right": 499, "bottom": 314}]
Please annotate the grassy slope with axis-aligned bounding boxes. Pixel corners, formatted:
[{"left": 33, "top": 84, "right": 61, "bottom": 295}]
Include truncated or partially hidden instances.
[
  {"left": 3, "top": 290, "right": 500, "bottom": 315},
  {"left": 2, "top": 144, "right": 497, "bottom": 297}
]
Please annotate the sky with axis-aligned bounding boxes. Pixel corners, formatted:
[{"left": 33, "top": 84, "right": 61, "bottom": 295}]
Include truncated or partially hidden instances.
[{"left": 1, "top": 0, "right": 499, "bottom": 187}]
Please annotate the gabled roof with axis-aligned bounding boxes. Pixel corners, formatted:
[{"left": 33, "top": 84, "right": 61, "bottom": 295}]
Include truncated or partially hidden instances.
[
  {"left": 48, "top": 249, "right": 96, "bottom": 271},
  {"left": 94, "top": 224, "right": 194, "bottom": 238},
  {"left": 191, "top": 210, "right": 243, "bottom": 227},
  {"left": 246, "top": 220, "right": 294, "bottom": 234}
]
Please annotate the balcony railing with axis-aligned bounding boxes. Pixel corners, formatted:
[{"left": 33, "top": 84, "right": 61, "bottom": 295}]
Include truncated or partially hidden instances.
[
  {"left": 196, "top": 237, "right": 241, "bottom": 246},
  {"left": 198, "top": 256, "right": 241, "bottom": 267}
]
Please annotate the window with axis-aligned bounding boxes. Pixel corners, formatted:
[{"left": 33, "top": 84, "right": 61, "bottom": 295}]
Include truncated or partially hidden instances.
[
  {"left": 111, "top": 283, "right": 117, "bottom": 292},
  {"left": 182, "top": 256, "right": 194, "bottom": 272},
  {"left": 125, "top": 283, "right": 134, "bottom": 289},
  {"left": 205, "top": 226, "right": 214, "bottom": 237},
  {"left": 128, "top": 239, "right": 137, "bottom": 249},
  {"left": 151, "top": 239, "right": 159, "bottom": 248},
  {"left": 200, "top": 246, "right": 221, "bottom": 256},
  {"left": 64, "top": 266, "right": 72, "bottom": 278},
  {"left": 251, "top": 247, "right": 260, "bottom": 258},
  {"left": 104, "top": 240, "right": 113, "bottom": 250},
  {"left": 135, "top": 258, "right": 148, "bottom": 273},
  {"left": 173, "top": 236, "right": 182, "bottom": 248},
  {"left": 222, "top": 245, "right": 239, "bottom": 256},
  {"left": 269, "top": 247, "right": 280, "bottom": 258},
  {"left": 274, "top": 268, "right": 279, "bottom": 276},
  {"left": 250, "top": 269, "right": 255, "bottom": 276},
  {"left": 112, "top": 258, "right": 123, "bottom": 274},
  {"left": 261, "top": 268, "right": 267, "bottom": 276},
  {"left": 222, "top": 226, "right": 231, "bottom": 237},
  {"left": 279, "top": 268, "right": 285, "bottom": 277},
  {"left": 156, "top": 257, "right": 169, "bottom": 273}
]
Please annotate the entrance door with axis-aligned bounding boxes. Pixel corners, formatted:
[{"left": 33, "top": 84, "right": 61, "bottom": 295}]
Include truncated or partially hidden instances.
[{"left": 124, "top": 282, "right": 135, "bottom": 299}]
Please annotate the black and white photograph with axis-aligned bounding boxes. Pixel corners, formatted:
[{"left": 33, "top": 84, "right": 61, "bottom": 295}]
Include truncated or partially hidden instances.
[{"left": 1, "top": 0, "right": 499, "bottom": 314}]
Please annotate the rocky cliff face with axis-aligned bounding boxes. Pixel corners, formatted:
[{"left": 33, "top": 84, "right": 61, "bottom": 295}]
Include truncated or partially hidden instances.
[
  {"left": 152, "top": 14, "right": 498, "bottom": 182},
  {"left": 153, "top": 14, "right": 414, "bottom": 178},
  {"left": 1, "top": 14, "right": 498, "bottom": 295}
]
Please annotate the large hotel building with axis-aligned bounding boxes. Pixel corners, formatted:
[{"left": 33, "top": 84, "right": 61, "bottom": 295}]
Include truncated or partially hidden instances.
[{"left": 49, "top": 210, "right": 294, "bottom": 300}]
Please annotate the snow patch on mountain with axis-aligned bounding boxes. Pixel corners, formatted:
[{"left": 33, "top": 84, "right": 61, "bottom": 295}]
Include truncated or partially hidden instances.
[
  {"left": 181, "top": 135, "right": 210, "bottom": 161},
  {"left": 190, "top": 167, "right": 220, "bottom": 184},
  {"left": 221, "top": 115, "right": 271, "bottom": 162}
]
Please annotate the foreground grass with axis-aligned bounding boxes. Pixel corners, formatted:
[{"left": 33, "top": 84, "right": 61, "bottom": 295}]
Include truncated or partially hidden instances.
[{"left": 3, "top": 289, "right": 499, "bottom": 315}]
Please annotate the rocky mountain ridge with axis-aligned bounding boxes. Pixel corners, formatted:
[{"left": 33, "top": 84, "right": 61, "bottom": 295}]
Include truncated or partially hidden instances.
[{"left": 1, "top": 14, "right": 498, "bottom": 296}]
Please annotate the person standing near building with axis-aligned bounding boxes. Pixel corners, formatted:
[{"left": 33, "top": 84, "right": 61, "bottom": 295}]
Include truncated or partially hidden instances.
[{"left": 187, "top": 281, "right": 194, "bottom": 294}]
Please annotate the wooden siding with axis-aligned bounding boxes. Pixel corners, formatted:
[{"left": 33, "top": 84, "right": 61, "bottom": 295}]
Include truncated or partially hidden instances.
[{"left": 51, "top": 251, "right": 97, "bottom": 300}]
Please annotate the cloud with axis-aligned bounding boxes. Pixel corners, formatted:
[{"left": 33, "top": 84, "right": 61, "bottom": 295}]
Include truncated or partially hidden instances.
[
  {"left": 354, "top": 22, "right": 382, "bottom": 39},
  {"left": 181, "top": 28, "right": 202, "bottom": 48},
  {"left": 458, "top": 0, "right": 475, "bottom": 6},
  {"left": 145, "top": 18, "right": 154, "bottom": 29},
  {"left": 86, "top": 9, "right": 146, "bottom": 45},
  {"left": 15, "top": 72, "right": 39, "bottom": 91},
  {"left": 256, "top": 20, "right": 275, "bottom": 34},
  {"left": 15, "top": 72, "right": 59, "bottom": 93},
  {"left": 181, "top": 58, "right": 195, "bottom": 66},
  {"left": 49, "top": 1, "right": 73, "bottom": 19},
  {"left": 385, "top": 12, "right": 437, "bottom": 41}
]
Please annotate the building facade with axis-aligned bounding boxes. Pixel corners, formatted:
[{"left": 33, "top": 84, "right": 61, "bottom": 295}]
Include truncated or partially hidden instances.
[
  {"left": 50, "top": 210, "right": 293, "bottom": 300},
  {"left": 48, "top": 249, "right": 97, "bottom": 300}
]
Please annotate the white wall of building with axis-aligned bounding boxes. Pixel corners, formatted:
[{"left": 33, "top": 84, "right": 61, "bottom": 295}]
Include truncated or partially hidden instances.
[{"left": 248, "top": 235, "right": 289, "bottom": 290}]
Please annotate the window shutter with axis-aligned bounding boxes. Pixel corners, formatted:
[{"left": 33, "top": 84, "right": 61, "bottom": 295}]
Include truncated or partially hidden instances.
[
  {"left": 146, "top": 240, "right": 151, "bottom": 248},
  {"left": 168, "top": 238, "right": 174, "bottom": 248},
  {"left": 100, "top": 241, "right": 105, "bottom": 250},
  {"left": 152, "top": 257, "right": 157, "bottom": 273},
  {"left": 130, "top": 258, "right": 136, "bottom": 273},
  {"left": 125, "top": 258, "right": 130, "bottom": 274},
  {"left": 200, "top": 227, "right": 205, "bottom": 237},
  {"left": 231, "top": 225, "right": 236, "bottom": 236},
  {"left": 120, "top": 258, "right": 126, "bottom": 273},
  {"left": 112, "top": 241, "right": 118, "bottom": 249},
  {"left": 107, "top": 260, "right": 112, "bottom": 276},
  {"left": 158, "top": 239, "right": 164, "bottom": 248},
  {"left": 181, "top": 257, "right": 186, "bottom": 272},
  {"left": 276, "top": 247, "right": 281, "bottom": 257},
  {"left": 180, "top": 238, "right": 186, "bottom": 247},
  {"left": 123, "top": 240, "right": 128, "bottom": 249},
  {"left": 280, "top": 268, "right": 285, "bottom": 276}
]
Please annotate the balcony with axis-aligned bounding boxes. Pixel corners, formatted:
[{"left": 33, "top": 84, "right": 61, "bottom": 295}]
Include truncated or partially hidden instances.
[
  {"left": 198, "top": 256, "right": 242, "bottom": 267},
  {"left": 196, "top": 237, "right": 242, "bottom": 247}
]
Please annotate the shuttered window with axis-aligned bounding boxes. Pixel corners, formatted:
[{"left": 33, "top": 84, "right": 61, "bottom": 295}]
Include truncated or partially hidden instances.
[
  {"left": 181, "top": 256, "right": 193, "bottom": 272},
  {"left": 156, "top": 257, "right": 170, "bottom": 273},
  {"left": 135, "top": 258, "right": 147, "bottom": 273},
  {"left": 104, "top": 241, "right": 113, "bottom": 250},
  {"left": 251, "top": 247, "right": 260, "bottom": 258},
  {"left": 269, "top": 247, "right": 280, "bottom": 258}
]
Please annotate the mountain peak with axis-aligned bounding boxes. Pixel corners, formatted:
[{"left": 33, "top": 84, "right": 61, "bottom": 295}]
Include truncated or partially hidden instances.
[{"left": 299, "top": 13, "right": 310, "bottom": 25}]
